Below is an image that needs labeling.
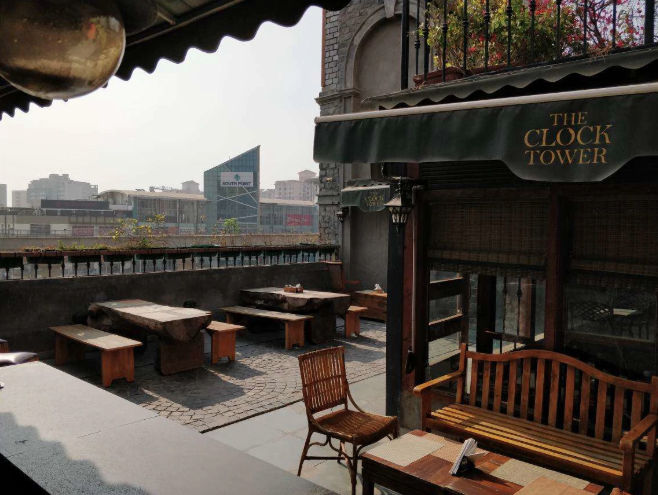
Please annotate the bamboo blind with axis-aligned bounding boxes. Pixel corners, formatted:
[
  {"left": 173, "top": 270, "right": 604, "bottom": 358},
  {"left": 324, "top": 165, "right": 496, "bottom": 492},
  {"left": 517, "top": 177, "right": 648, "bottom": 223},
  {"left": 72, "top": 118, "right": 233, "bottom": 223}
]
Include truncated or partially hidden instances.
[
  {"left": 570, "top": 198, "right": 658, "bottom": 288},
  {"left": 427, "top": 200, "right": 548, "bottom": 278}
]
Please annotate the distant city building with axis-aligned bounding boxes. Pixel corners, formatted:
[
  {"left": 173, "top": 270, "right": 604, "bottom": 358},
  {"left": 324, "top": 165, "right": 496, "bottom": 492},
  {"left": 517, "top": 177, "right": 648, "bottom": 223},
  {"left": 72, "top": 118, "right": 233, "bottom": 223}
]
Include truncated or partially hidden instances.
[
  {"left": 259, "top": 198, "right": 318, "bottom": 234},
  {"left": 204, "top": 146, "right": 260, "bottom": 233},
  {"left": 0, "top": 184, "right": 6, "bottom": 207},
  {"left": 11, "top": 190, "right": 28, "bottom": 208},
  {"left": 264, "top": 170, "right": 319, "bottom": 202},
  {"left": 260, "top": 188, "right": 276, "bottom": 199},
  {"left": 181, "top": 180, "right": 201, "bottom": 194},
  {"left": 26, "top": 174, "right": 98, "bottom": 208},
  {"left": 0, "top": 199, "right": 128, "bottom": 237},
  {"left": 98, "top": 190, "right": 207, "bottom": 235}
]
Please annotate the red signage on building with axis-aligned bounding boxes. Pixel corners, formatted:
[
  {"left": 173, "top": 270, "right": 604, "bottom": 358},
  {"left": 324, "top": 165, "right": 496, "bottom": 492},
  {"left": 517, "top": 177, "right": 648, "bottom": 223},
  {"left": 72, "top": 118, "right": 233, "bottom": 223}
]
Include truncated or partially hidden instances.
[{"left": 286, "top": 214, "right": 312, "bottom": 226}]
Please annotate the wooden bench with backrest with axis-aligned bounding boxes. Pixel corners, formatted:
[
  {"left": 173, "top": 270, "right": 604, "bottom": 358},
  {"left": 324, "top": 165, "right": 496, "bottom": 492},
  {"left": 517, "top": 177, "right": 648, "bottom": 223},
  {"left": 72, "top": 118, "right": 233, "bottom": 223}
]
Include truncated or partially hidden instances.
[
  {"left": 50, "top": 324, "right": 142, "bottom": 387},
  {"left": 414, "top": 343, "right": 658, "bottom": 494},
  {"left": 221, "top": 306, "right": 313, "bottom": 350}
]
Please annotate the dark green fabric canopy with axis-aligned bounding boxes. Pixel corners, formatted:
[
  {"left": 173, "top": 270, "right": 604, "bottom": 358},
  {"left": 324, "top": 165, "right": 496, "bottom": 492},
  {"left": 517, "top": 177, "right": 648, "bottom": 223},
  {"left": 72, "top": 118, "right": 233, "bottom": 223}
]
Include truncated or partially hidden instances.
[
  {"left": 314, "top": 83, "right": 658, "bottom": 183},
  {"left": 341, "top": 183, "right": 391, "bottom": 212}
]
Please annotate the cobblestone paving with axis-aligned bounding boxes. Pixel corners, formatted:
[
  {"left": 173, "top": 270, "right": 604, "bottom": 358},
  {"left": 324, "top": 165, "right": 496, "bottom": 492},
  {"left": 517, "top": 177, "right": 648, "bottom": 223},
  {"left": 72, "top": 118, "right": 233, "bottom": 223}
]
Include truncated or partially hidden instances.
[{"left": 55, "top": 319, "right": 385, "bottom": 433}]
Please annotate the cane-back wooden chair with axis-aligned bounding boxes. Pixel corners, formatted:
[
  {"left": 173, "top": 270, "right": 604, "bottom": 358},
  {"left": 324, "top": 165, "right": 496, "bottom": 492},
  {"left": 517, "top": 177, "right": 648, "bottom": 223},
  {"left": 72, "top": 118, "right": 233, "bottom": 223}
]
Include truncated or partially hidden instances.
[{"left": 297, "top": 346, "right": 398, "bottom": 495}]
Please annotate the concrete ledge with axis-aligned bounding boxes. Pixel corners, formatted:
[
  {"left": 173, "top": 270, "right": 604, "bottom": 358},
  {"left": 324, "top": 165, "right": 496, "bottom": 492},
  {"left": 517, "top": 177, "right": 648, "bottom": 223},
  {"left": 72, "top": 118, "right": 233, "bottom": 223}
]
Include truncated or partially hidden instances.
[{"left": 0, "top": 362, "right": 335, "bottom": 495}]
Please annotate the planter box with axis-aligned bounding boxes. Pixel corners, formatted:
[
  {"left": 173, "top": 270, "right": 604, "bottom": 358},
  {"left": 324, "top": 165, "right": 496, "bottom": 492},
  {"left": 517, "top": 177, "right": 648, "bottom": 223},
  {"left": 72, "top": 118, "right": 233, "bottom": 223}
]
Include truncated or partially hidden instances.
[{"left": 414, "top": 64, "right": 507, "bottom": 87}]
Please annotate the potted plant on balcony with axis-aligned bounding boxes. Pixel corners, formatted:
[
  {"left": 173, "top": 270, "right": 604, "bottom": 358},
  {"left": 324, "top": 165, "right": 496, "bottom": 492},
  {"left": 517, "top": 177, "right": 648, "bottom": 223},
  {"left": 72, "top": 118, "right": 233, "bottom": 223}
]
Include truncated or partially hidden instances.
[{"left": 417, "top": 0, "right": 643, "bottom": 86}]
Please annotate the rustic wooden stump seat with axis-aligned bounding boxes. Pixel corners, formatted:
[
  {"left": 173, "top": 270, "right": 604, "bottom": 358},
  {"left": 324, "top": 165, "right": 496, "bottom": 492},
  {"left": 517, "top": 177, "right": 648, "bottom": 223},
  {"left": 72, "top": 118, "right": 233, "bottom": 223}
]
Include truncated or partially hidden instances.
[
  {"left": 414, "top": 343, "right": 658, "bottom": 493},
  {"left": 344, "top": 305, "right": 367, "bottom": 338},
  {"left": 221, "top": 306, "right": 312, "bottom": 350},
  {"left": 205, "top": 321, "right": 245, "bottom": 364},
  {"left": 50, "top": 324, "right": 142, "bottom": 387}
]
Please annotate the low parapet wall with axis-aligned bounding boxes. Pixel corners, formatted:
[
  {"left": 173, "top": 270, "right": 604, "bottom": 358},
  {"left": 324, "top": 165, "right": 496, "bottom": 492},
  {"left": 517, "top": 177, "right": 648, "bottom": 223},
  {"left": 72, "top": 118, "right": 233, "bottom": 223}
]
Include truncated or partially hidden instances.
[
  {"left": 0, "top": 262, "right": 332, "bottom": 353},
  {"left": 0, "top": 233, "right": 320, "bottom": 251}
]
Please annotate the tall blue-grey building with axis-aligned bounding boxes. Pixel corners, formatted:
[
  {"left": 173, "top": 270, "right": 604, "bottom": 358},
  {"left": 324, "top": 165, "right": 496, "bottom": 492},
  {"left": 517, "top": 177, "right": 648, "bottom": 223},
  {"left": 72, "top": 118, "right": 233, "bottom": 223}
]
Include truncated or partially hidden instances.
[{"left": 204, "top": 146, "right": 260, "bottom": 233}]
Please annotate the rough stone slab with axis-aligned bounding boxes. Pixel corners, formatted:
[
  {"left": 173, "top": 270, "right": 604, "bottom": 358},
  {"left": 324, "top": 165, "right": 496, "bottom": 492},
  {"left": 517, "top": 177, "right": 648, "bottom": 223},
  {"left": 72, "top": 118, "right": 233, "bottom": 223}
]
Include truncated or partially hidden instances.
[{"left": 0, "top": 362, "right": 335, "bottom": 495}]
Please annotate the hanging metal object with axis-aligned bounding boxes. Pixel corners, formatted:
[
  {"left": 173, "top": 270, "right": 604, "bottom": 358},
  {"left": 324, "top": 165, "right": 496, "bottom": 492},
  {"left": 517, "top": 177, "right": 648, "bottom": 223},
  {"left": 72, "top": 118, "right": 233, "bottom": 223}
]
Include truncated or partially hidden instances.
[{"left": 0, "top": 0, "right": 126, "bottom": 100}]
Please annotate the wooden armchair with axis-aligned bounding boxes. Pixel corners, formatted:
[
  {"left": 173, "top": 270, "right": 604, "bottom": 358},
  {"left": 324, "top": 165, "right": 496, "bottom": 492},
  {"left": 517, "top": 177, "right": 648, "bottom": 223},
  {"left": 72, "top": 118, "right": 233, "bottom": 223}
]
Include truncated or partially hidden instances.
[{"left": 297, "top": 347, "right": 398, "bottom": 495}]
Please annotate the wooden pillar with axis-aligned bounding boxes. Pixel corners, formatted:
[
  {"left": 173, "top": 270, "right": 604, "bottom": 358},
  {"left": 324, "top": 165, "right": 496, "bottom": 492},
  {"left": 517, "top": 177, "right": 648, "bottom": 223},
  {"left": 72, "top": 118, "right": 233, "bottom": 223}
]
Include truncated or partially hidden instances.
[
  {"left": 476, "top": 275, "right": 496, "bottom": 353},
  {"left": 386, "top": 217, "right": 405, "bottom": 417},
  {"left": 402, "top": 193, "right": 416, "bottom": 391},
  {"left": 519, "top": 278, "right": 536, "bottom": 341},
  {"left": 413, "top": 200, "right": 429, "bottom": 385},
  {"left": 545, "top": 188, "right": 567, "bottom": 351}
]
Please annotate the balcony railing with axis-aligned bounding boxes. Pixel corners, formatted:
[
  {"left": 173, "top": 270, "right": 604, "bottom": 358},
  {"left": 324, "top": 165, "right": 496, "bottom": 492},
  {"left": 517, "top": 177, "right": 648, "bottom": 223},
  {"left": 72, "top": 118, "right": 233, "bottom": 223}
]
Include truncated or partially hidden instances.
[
  {"left": 412, "top": 0, "right": 657, "bottom": 84},
  {"left": 0, "top": 244, "right": 338, "bottom": 281}
]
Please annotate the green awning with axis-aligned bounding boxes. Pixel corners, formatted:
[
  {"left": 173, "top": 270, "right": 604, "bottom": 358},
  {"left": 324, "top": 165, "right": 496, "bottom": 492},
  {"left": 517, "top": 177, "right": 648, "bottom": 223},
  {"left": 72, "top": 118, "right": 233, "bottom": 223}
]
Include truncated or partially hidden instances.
[
  {"left": 341, "top": 183, "right": 391, "bottom": 212},
  {"left": 314, "top": 82, "right": 658, "bottom": 183}
]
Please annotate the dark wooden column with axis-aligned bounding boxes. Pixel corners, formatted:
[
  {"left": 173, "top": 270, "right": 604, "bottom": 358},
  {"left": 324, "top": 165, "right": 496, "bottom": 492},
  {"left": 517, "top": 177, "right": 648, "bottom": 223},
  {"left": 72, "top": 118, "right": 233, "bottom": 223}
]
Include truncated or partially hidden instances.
[
  {"left": 414, "top": 200, "right": 429, "bottom": 385},
  {"left": 545, "top": 188, "right": 568, "bottom": 351},
  {"left": 401, "top": 0, "right": 410, "bottom": 90},
  {"left": 386, "top": 217, "right": 405, "bottom": 417},
  {"left": 476, "top": 275, "right": 496, "bottom": 353}
]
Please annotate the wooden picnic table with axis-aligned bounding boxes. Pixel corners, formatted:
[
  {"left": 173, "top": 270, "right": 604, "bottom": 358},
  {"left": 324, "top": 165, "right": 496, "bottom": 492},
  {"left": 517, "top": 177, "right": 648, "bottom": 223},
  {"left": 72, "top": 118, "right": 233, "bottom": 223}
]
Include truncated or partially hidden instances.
[
  {"left": 362, "top": 430, "right": 605, "bottom": 495},
  {"left": 240, "top": 287, "right": 351, "bottom": 343},
  {"left": 87, "top": 299, "right": 212, "bottom": 375}
]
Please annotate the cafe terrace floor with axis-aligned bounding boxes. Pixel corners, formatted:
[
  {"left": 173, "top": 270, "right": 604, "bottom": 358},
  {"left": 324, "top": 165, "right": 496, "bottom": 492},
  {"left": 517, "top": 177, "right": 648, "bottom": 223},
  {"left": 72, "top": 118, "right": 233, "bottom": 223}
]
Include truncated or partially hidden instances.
[{"left": 50, "top": 318, "right": 388, "bottom": 432}]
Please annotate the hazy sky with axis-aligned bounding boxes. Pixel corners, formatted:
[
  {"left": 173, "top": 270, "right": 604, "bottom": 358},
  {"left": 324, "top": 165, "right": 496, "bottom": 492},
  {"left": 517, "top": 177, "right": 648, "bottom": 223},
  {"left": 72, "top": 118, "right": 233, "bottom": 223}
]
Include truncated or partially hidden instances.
[{"left": 0, "top": 7, "right": 323, "bottom": 205}]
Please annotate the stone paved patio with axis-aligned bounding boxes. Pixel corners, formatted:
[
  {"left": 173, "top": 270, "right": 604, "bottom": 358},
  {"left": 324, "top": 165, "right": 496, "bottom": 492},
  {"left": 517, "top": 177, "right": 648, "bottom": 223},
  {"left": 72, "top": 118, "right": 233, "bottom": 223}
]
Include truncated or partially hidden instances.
[{"left": 52, "top": 318, "right": 385, "bottom": 432}]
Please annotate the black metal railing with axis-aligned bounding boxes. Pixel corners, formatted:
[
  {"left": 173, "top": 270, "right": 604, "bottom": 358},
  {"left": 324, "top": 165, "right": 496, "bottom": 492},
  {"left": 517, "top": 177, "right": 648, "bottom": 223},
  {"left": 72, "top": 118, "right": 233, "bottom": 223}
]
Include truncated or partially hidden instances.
[
  {"left": 0, "top": 245, "right": 339, "bottom": 281},
  {"left": 409, "top": 0, "right": 657, "bottom": 85}
]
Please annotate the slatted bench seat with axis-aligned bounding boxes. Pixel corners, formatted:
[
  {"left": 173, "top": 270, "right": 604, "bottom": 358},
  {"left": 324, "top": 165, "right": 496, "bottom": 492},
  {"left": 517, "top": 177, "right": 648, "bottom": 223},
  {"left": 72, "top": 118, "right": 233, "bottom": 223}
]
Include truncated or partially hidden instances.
[
  {"left": 221, "top": 306, "right": 312, "bottom": 350},
  {"left": 205, "top": 321, "right": 245, "bottom": 363},
  {"left": 50, "top": 324, "right": 142, "bottom": 387},
  {"left": 414, "top": 343, "right": 658, "bottom": 493}
]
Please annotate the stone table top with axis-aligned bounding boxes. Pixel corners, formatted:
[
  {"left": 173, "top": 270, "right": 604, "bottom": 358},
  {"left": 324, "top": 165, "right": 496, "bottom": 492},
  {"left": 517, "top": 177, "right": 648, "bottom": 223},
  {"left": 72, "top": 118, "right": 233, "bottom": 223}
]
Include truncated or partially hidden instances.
[{"left": 240, "top": 288, "right": 351, "bottom": 313}]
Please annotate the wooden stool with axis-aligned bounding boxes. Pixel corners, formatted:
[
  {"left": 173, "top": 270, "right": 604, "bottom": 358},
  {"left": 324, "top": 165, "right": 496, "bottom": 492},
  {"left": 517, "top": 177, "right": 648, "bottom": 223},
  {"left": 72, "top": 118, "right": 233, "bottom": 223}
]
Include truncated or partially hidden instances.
[
  {"left": 206, "top": 321, "right": 245, "bottom": 364},
  {"left": 345, "top": 306, "right": 368, "bottom": 338}
]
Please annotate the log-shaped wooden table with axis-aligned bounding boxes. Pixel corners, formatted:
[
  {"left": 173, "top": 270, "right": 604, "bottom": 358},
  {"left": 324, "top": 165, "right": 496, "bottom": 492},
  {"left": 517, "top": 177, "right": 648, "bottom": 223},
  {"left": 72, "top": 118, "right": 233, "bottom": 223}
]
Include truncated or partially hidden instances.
[
  {"left": 88, "top": 300, "right": 212, "bottom": 375},
  {"left": 240, "top": 288, "right": 351, "bottom": 343}
]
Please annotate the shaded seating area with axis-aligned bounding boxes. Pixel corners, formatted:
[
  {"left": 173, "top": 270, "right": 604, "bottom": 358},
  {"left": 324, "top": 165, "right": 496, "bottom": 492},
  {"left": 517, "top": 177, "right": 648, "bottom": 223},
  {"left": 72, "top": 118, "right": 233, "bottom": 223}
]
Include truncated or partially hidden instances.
[
  {"left": 414, "top": 344, "right": 658, "bottom": 493},
  {"left": 297, "top": 346, "right": 398, "bottom": 495}
]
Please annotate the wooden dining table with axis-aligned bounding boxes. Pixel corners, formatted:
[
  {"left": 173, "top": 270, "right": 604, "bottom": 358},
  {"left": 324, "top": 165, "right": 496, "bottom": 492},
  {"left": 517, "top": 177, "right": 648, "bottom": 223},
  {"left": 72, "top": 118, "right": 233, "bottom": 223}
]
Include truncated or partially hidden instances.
[
  {"left": 88, "top": 299, "right": 212, "bottom": 375},
  {"left": 240, "top": 287, "right": 351, "bottom": 343},
  {"left": 362, "top": 430, "right": 605, "bottom": 495}
]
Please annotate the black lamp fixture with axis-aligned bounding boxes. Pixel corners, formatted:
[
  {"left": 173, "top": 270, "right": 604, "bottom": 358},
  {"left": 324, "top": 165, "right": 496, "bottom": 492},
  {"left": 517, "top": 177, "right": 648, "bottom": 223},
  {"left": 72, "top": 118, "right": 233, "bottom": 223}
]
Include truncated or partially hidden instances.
[
  {"left": 384, "top": 177, "right": 414, "bottom": 229},
  {"left": 336, "top": 207, "right": 349, "bottom": 223}
]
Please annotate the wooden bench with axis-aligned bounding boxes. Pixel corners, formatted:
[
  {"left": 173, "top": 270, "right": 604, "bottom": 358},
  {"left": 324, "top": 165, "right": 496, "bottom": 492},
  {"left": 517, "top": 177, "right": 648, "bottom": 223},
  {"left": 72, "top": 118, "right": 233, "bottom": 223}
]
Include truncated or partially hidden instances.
[
  {"left": 414, "top": 343, "right": 658, "bottom": 494},
  {"left": 205, "top": 321, "right": 245, "bottom": 364},
  {"left": 345, "top": 305, "right": 367, "bottom": 338},
  {"left": 50, "top": 325, "right": 142, "bottom": 387},
  {"left": 221, "top": 306, "right": 312, "bottom": 350}
]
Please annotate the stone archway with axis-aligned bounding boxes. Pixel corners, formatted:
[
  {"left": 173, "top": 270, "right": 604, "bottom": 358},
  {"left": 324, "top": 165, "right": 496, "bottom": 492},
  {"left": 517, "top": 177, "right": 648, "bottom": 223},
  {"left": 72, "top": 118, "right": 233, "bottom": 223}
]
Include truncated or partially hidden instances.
[{"left": 344, "top": 2, "right": 420, "bottom": 109}]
